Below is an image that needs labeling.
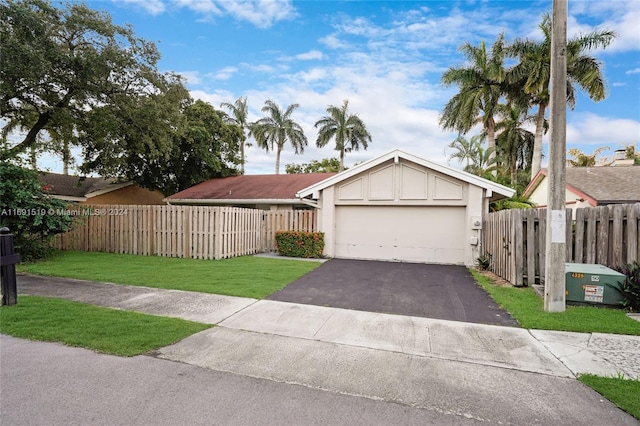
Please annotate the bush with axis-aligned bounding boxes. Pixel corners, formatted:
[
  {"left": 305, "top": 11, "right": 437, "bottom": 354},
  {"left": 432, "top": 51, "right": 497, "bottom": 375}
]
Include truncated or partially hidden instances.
[
  {"left": 275, "top": 231, "right": 324, "bottom": 258},
  {"left": 0, "top": 164, "right": 74, "bottom": 261},
  {"left": 613, "top": 262, "right": 640, "bottom": 312}
]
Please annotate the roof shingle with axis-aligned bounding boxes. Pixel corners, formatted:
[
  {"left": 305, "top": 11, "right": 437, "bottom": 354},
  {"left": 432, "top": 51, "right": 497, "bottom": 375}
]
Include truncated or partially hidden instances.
[
  {"left": 166, "top": 173, "right": 336, "bottom": 201},
  {"left": 564, "top": 166, "right": 640, "bottom": 203}
]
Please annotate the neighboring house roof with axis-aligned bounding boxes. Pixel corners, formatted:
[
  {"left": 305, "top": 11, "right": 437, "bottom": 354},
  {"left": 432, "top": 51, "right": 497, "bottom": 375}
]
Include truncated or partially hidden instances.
[
  {"left": 165, "top": 173, "right": 337, "bottom": 205},
  {"left": 38, "top": 173, "right": 133, "bottom": 202},
  {"left": 523, "top": 167, "right": 640, "bottom": 205},
  {"left": 296, "top": 149, "right": 515, "bottom": 201}
]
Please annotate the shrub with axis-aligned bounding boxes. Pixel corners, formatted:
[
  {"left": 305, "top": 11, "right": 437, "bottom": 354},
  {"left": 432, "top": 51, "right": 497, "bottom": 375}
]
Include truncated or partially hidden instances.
[
  {"left": 612, "top": 262, "right": 640, "bottom": 312},
  {"left": 476, "top": 253, "right": 492, "bottom": 270},
  {"left": 0, "top": 164, "right": 74, "bottom": 261},
  {"left": 275, "top": 231, "right": 324, "bottom": 258}
]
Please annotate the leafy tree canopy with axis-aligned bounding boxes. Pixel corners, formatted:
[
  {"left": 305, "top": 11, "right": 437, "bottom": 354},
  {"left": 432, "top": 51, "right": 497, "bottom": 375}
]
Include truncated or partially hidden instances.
[
  {"left": 285, "top": 157, "right": 345, "bottom": 174},
  {"left": 1, "top": 0, "right": 240, "bottom": 194}
]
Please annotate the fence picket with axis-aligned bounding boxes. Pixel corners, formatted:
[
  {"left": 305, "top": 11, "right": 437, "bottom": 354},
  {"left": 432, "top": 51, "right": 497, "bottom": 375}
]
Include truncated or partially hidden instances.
[
  {"left": 53, "top": 205, "right": 317, "bottom": 261},
  {"left": 482, "top": 203, "right": 640, "bottom": 285}
]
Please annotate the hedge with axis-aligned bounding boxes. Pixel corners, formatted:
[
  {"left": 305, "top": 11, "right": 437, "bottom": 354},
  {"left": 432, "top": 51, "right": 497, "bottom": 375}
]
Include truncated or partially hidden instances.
[{"left": 275, "top": 231, "right": 324, "bottom": 258}]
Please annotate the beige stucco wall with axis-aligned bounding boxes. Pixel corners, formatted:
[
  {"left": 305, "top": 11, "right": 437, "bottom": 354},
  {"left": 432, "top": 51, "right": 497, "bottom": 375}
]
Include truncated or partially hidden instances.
[
  {"left": 527, "top": 178, "right": 593, "bottom": 219},
  {"left": 316, "top": 159, "right": 489, "bottom": 266}
]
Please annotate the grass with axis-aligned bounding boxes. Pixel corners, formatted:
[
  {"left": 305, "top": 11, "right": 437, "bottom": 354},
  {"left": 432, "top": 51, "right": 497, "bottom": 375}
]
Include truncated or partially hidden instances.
[
  {"left": 579, "top": 374, "right": 640, "bottom": 420},
  {"left": 0, "top": 295, "right": 211, "bottom": 356},
  {"left": 471, "top": 269, "right": 640, "bottom": 336},
  {"left": 18, "top": 250, "right": 321, "bottom": 299}
]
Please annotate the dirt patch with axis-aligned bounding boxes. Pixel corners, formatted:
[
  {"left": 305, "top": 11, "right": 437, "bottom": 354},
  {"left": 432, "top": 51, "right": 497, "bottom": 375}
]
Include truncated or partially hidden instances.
[{"left": 474, "top": 269, "right": 514, "bottom": 288}]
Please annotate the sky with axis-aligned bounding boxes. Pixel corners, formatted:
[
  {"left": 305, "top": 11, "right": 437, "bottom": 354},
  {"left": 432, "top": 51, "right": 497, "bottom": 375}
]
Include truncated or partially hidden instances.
[{"left": 36, "top": 0, "right": 640, "bottom": 175}]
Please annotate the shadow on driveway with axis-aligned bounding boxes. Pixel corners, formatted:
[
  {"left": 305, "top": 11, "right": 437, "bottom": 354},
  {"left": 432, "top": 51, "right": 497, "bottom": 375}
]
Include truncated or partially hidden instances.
[{"left": 268, "top": 259, "right": 518, "bottom": 327}]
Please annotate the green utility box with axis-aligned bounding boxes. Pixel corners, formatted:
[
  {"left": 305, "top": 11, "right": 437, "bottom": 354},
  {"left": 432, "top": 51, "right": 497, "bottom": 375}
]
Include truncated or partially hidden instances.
[{"left": 565, "top": 263, "right": 625, "bottom": 307}]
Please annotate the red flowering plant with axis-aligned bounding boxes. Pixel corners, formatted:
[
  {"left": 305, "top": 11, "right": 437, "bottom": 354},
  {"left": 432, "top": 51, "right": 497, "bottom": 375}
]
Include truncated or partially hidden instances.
[{"left": 275, "top": 231, "right": 324, "bottom": 258}]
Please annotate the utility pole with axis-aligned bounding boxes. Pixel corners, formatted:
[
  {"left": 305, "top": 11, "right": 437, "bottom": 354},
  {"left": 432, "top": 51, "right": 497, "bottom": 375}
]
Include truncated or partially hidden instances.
[{"left": 544, "top": 0, "right": 567, "bottom": 312}]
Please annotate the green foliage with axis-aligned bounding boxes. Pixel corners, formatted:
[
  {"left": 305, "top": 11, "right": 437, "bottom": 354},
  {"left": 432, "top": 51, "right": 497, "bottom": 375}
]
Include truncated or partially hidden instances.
[
  {"left": 0, "top": 295, "right": 211, "bottom": 356},
  {"left": 275, "top": 231, "right": 325, "bottom": 258},
  {"left": 0, "top": 164, "right": 73, "bottom": 260},
  {"left": 579, "top": 375, "right": 640, "bottom": 420},
  {"left": 19, "top": 251, "right": 320, "bottom": 299},
  {"left": 1, "top": 0, "right": 178, "bottom": 159},
  {"left": 251, "top": 100, "right": 308, "bottom": 174},
  {"left": 612, "top": 262, "right": 640, "bottom": 312},
  {"left": 286, "top": 157, "right": 344, "bottom": 174},
  {"left": 476, "top": 253, "right": 492, "bottom": 270},
  {"left": 314, "top": 99, "right": 372, "bottom": 172}
]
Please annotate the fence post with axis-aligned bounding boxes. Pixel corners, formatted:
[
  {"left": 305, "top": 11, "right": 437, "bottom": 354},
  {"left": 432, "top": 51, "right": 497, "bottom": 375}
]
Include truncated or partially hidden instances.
[{"left": 1, "top": 227, "right": 21, "bottom": 306}]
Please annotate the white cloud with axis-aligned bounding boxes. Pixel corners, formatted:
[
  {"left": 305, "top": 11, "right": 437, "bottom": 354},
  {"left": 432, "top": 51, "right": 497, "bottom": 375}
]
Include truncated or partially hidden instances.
[
  {"left": 170, "top": 0, "right": 296, "bottom": 28},
  {"left": 566, "top": 113, "right": 640, "bottom": 148},
  {"left": 319, "top": 34, "right": 350, "bottom": 50},
  {"left": 114, "top": 0, "right": 166, "bottom": 15},
  {"left": 626, "top": 68, "right": 640, "bottom": 75},
  {"left": 175, "top": 71, "right": 202, "bottom": 85},
  {"left": 213, "top": 66, "right": 238, "bottom": 80},
  {"left": 296, "top": 50, "right": 324, "bottom": 61},
  {"left": 173, "top": 0, "right": 222, "bottom": 15}
]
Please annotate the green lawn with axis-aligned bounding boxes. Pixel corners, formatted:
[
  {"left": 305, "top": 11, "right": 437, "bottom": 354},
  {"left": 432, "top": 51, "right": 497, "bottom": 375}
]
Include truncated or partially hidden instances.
[
  {"left": 471, "top": 269, "right": 640, "bottom": 336},
  {"left": 18, "top": 251, "right": 321, "bottom": 299},
  {"left": 579, "top": 374, "right": 640, "bottom": 420},
  {"left": 0, "top": 295, "right": 211, "bottom": 356}
]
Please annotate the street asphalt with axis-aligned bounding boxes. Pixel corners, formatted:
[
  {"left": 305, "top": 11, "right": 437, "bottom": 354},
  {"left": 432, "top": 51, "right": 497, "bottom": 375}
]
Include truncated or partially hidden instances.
[{"left": 2, "top": 271, "right": 639, "bottom": 425}]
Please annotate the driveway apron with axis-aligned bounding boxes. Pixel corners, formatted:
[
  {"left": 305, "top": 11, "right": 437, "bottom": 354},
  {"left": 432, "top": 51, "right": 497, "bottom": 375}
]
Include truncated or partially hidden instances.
[{"left": 268, "top": 258, "right": 518, "bottom": 326}]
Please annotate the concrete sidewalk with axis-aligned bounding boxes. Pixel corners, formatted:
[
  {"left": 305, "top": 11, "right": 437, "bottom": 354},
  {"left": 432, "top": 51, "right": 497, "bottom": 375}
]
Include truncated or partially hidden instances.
[{"left": 11, "top": 273, "right": 640, "bottom": 424}]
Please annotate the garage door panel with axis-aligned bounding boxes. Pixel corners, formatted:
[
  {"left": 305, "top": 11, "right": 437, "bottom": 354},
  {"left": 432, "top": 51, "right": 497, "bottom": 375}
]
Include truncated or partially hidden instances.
[{"left": 335, "top": 206, "right": 465, "bottom": 264}]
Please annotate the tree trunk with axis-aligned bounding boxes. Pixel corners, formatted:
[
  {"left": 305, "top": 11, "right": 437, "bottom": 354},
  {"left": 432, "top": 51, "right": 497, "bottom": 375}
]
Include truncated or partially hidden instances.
[
  {"left": 531, "top": 103, "right": 547, "bottom": 180},
  {"left": 486, "top": 120, "right": 496, "bottom": 176},
  {"left": 275, "top": 144, "right": 282, "bottom": 174},
  {"left": 7, "top": 111, "right": 51, "bottom": 158},
  {"left": 339, "top": 149, "right": 345, "bottom": 172}
]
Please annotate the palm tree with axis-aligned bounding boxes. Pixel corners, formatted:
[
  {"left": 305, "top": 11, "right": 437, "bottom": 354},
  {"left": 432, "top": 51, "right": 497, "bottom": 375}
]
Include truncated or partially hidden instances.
[
  {"left": 567, "top": 146, "right": 610, "bottom": 167},
  {"left": 251, "top": 100, "right": 308, "bottom": 174},
  {"left": 447, "top": 135, "right": 481, "bottom": 169},
  {"left": 467, "top": 146, "right": 499, "bottom": 178},
  {"left": 314, "top": 99, "right": 372, "bottom": 172},
  {"left": 507, "top": 13, "right": 616, "bottom": 180},
  {"left": 494, "top": 103, "right": 535, "bottom": 186},
  {"left": 220, "top": 96, "right": 250, "bottom": 174},
  {"left": 440, "top": 33, "right": 506, "bottom": 165}
]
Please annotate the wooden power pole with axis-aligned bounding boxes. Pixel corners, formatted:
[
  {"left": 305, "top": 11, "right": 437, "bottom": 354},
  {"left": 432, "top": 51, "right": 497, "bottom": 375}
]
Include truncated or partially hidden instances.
[{"left": 544, "top": 0, "right": 568, "bottom": 312}]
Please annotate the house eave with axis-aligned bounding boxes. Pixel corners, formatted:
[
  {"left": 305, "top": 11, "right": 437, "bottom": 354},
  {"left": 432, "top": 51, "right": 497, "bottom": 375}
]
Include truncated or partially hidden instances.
[
  {"left": 164, "top": 198, "right": 302, "bottom": 205},
  {"left": 297, "top": 149, "right": 515, "bottom": 200}
]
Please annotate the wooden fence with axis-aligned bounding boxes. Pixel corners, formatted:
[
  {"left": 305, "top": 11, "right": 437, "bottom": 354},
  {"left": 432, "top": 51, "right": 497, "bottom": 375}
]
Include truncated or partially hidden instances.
[
  {"left": 53, "top": 205, "right": 317, "bottom": 260},
  {"left": 483, "top": 203, "right": 640, "bottom": 286}
]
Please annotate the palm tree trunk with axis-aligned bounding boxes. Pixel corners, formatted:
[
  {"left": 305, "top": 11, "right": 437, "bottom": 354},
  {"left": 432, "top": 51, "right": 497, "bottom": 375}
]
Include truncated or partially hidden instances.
[
  {"left": 339, "top": 149, "right": 345, "bottom": 172},
  {"left": 275, "top": 144, "right": 282, "bottom": 174},
  {"left": 240, "top": 135, "right": 246, "bottom": 174},
  {"left": 486, "top": 121, "right": 496, "bottom": 176},
  {"left": 531, "top": 103, "right": 546, "bottom": 180}
]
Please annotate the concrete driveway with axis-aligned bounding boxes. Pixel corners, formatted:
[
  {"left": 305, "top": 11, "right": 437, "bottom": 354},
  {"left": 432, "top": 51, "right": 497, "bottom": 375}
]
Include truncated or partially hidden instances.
[{"left": 268, "top": 258, "right": 518, "bottom": 326}]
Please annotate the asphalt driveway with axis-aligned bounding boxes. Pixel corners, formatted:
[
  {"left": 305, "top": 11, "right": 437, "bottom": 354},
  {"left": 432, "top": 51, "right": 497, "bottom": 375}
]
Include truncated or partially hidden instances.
[{"left": 268, "top": 259, "right": 518, "bottom": 326}]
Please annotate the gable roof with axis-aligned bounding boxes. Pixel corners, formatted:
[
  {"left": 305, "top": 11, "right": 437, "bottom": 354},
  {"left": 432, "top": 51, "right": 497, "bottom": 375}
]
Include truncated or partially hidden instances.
[
  {"left": 524, "top": 167, "right": 640, "bottom": 205},
  {"left": 296, "top": 149, "right": 515, "bottom": 201},
  {"left": 38, "top": 173, "right": 132, "bottom": 201},
  {"left": 165, "top": 173, "right": 337, "bottom": 205}
]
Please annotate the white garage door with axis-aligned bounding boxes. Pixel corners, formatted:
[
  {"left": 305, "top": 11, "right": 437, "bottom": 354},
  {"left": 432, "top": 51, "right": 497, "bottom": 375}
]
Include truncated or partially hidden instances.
[{"left": 334, "top": 206, "right": 466, "bottom": 264}]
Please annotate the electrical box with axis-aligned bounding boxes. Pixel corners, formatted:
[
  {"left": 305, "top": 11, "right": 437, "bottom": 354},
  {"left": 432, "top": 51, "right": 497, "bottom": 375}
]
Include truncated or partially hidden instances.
[{"left": 565, "top": 263, "right": 625, "bottom": 307}]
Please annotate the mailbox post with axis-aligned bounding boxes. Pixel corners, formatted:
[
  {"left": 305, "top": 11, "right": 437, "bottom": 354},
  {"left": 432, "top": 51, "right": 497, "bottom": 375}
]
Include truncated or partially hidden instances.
[{"left": 1, "top": 227, "right": 20, "bottom": 306}]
